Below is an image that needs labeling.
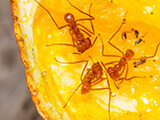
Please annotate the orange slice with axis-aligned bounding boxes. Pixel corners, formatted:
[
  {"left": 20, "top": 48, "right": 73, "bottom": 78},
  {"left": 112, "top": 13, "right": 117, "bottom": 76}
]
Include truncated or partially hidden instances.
[{"left": 11, "top": 0, "right": 160, "bottom": 119}]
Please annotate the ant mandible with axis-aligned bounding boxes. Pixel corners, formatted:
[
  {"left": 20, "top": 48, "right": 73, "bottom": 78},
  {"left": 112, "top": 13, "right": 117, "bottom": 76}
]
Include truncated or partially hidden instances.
[
  {"left": 34, "top": 0, "right": 98, "bottom": 54},
  {"left": 54, "top": 56, "right": 112, "bottom": 120},
  {"left": 99, "top": 11, "right": 160, "bottom": 89}
]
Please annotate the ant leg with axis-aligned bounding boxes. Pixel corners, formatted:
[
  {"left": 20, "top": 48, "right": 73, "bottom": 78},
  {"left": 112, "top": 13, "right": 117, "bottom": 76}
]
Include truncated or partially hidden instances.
[
  {"left": 125, "top": 76, "right": 146, "bottom": 81},
  {"left": 76, "top": 3, "right": 94, "bottom": 34},
  {"left": 90, "top": 77, "right": 111, "bottom": 120},
  {"left": 91, "top": 88, "right": 109, "bottom": 90},
  {"left": 119, "top": 62, "right": 145, "bottom": 82},
  {"left": 116, "top": 63, "right": 128, "bottom": 88},
  {"left": 72, "top": 52, "right": 82, "bottom": 55},
  {"left": 79, "top": 28, "right": 91, "bottom": 37},
  {"left": 46, "top": 29, "right": 78, "bottom": 47},
  {"left": 118, "top": 76, "right": 146, "bottom": 88},
  {"left": 118, "top": 63, "right": 145, "bottom": 88},
  {"left": 34, "top": 0, "right": 69, "bottom": 29},
  {"left": 89, "top": 3, "right": 94, "bottom": 34},
  {"left": 91, "top": 36, "right": 98, "bottom": 47},
  {"left": 142, "top": 42, "right": 160, "bottom": 59},
  {"left": 101, "top": 62, "right": 112, "bottom": 92},
  {"left": 46, "top": 43, "right": 76, "bottom": 47},
  {"left": 131, "top": 42, "right": 160, "bottom": 60},
  {"left": 108, "top": 91, "right": 112, "bottom": 120},
  {"left": 104, "top": 61, "right": 119, "bottom": 66},
  {"left": 99, "top": 34, "right": 122, "bottom": 58},
  {"left": 119, "top": 62, "right": 146, "bottom": 81},
  {"left": 76, "top": 18, "right": 94, "bottom": 23},
  {"left": 46, "top": 29, "right": 76, "bottom": 47},
  {"left": 63, "top": 83, "right": 82, "bottom": 108},
  {"left": 54, "top": 58, "right": 88, "bottom": 81},
  {"left": 58, "top": 24, "right": 70, "bottom": 29},
  {"left": 67, "top": 0, "right": 94, "bottom": 19},
  {"left": 119, "top": 65, "right": 126, "bottom": 77},
  {"left": 54, "top": 58, "right": 87, "bottom": 64},
  {"left": 72, "top": 51, "right": 92, "bottom": 55},
  {"left": 45, "top": 30, "right": 77, "bottom": 47},
  {"left": 88, "top": 55, "right": 95, "bottom": 64},
  {"left": 80, "top": 61, "right": 89, "bottom": 81},
  {"left": 100, "top": 61, "right": 112, "bottom": 120},
  {"left": 108, "top": 12, "right": 128, "bottom": 56},
  {"left": 117, "top": 80, "right": 124, "bottom": 89},
  {"left": 113, "top": 81, "right": 120, "bottom": 89},
  {"left": 91, "top": 78, "right": 107, "bottom": 86},
  {"left": 77, "top": 2, "right": 94, "bottom": 34}
]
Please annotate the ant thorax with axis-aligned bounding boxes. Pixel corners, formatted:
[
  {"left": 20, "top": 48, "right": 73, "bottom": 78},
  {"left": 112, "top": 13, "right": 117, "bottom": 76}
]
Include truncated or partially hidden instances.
[
  {"left": 114, "top": 63, "right": 123, "bottom": 71},
  {"left": 70, "top": 22, "right": 78, "bottom": 30},
  {"left": 91, "top": 62, "right": 103, "bottom": 79},
  {"left": 119, "top": 57, "right": 126, "bottom": 66},
  {"left": 76, "top": 32, "right": 84, "bottom": 41},
  {"left": 83, "top": 70, "right": 95, "bottom": 81}
]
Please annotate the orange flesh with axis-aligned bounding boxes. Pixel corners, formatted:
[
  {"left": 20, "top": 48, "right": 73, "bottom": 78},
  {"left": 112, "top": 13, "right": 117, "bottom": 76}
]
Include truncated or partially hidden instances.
[{"left": 32, "top": 0, "right": 160, "bottom": 119}]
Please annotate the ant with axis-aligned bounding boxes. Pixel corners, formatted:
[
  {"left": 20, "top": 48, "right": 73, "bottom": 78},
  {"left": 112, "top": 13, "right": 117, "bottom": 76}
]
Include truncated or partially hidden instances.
[
  {"left": 54, "top": 56, "right": 112, "bottom": 120},
  {"left": 34, "top": 0, "right": 98, "bottom": 54},
  {"left": 121, "top": 28, "right": 147, "bottom": 45},
  {"left": 99, "top": 12, "right": 160, "bottom": 89}
]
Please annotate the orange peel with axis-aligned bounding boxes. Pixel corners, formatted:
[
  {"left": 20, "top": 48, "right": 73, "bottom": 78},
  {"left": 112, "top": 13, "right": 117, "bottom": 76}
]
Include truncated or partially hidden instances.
[{"left": 11, "top": 0, "right": 160, "bottom": 119}]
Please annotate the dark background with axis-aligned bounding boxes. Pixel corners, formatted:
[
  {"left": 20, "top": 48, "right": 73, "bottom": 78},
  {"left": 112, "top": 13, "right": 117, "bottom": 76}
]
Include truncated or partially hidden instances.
[{"left": 0, "top": 0, "right": 42, "bottom": 120}]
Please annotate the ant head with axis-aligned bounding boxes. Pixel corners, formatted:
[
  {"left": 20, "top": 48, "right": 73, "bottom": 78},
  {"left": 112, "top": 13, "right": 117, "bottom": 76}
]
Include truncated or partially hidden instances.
[
  {"left": 64, "top": 13, "right": 75, "bottom": 23},
  {"left": 125, "top": 49, "right": 134, "bottom": 60},
  {"left": 81, "top": 82, "right": 91, "bottom": 94}
]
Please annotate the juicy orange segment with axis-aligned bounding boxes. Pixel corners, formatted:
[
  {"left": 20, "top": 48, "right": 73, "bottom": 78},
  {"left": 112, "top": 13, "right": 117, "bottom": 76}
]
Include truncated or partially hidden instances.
[{"left": 11, "top": 0, "right": 160, "bottom": 119}]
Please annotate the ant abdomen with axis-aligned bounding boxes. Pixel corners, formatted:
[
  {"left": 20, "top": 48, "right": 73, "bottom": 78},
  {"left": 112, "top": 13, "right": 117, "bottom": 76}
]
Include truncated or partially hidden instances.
[
  {"left": 81, "top": 82, "right": 91, "bottom": 94},
  {"left": 77, "top": 38, "right": 91, "bottom": 52},
  {"left": 119, "top": 58, "right": 126, "bottom": 66},
  {"left": 107, "top": 67, "right": 120, "bottom": 81}
]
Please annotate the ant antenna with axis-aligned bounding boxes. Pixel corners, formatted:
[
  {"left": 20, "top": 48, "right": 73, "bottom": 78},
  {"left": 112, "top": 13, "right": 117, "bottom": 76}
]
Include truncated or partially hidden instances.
[
  {"left": 63, "top": 83, "right": 82, "bottom": 108},
  {"left": 67, "top": 0, "right": 94, "bottom": 19},
  {"left": 89, "top": 3, "right": 94, "bottom": 33},
  {"left": 108, "top": 11, "right": 128, "bottom": 42}
]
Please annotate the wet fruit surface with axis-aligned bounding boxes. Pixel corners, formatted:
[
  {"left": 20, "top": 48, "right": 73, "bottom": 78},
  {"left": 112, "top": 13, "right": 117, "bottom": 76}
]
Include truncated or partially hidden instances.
[{"left": 12, "top": 0, "right": 160, "bottom": 119}]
